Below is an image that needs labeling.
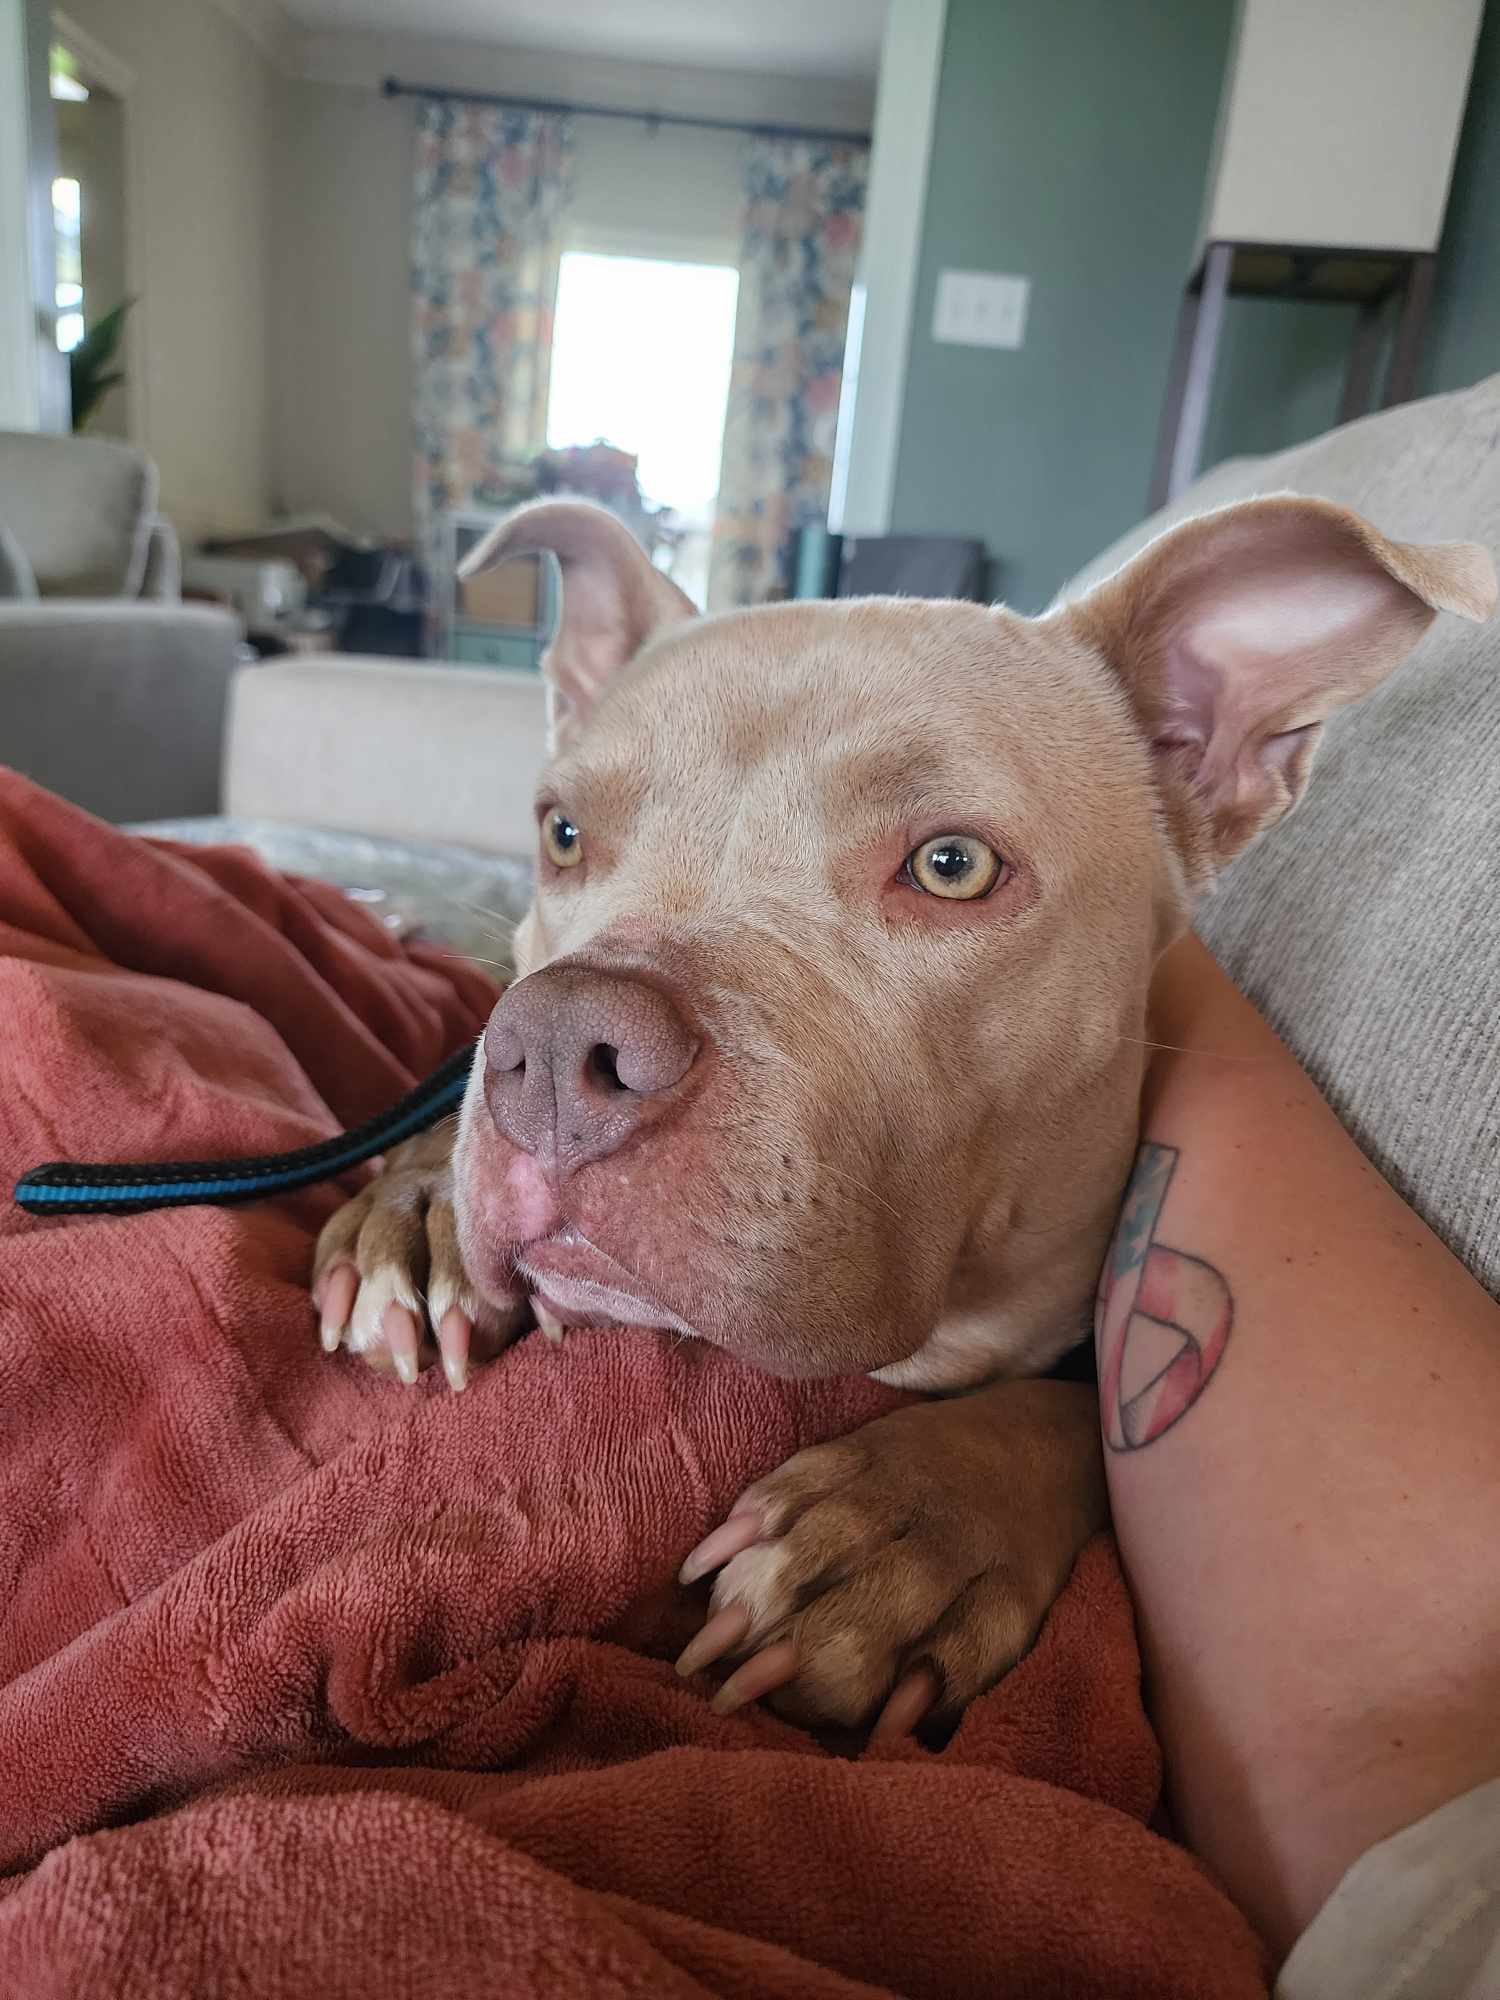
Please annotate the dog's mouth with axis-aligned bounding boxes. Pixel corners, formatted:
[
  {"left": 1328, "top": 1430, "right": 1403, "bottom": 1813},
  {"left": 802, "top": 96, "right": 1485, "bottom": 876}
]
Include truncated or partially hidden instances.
[
  {"left": 453, "top": 1115, "right": 928, "bottom": 1377},
  {"left": 517, "top": 1227, "right": 697, "bottom": 1338}
]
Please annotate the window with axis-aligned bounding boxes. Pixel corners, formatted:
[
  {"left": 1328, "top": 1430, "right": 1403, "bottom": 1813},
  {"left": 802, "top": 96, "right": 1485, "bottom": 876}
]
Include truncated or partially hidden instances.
[
  {"left": 50, "top": 45, "right": 89, "bottom": 355},
  {"left": 545, "top": 251, "right": 740, "bottom": 602},
  {"left": 52, "top": 177, "right": 83, "bottom": 354}
]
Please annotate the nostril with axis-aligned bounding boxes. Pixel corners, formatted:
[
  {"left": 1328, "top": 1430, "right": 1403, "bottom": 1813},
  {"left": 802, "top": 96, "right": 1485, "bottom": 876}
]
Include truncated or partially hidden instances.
[
  {"left": 587, "top": 1042, "right": 626, "bottom": 1092},
  {"left": 485, "top": 1018, "right": 526, "bottom": 1075}
]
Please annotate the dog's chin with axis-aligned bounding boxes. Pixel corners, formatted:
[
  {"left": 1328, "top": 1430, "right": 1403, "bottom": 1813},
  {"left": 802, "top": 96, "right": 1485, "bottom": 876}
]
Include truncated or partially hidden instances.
[
  {"left": 452, "top": 1126, "right": 937, "bottom": 1377},
  {"left": 457, "top": 1209, "right": 927, "bottom": 1379}
]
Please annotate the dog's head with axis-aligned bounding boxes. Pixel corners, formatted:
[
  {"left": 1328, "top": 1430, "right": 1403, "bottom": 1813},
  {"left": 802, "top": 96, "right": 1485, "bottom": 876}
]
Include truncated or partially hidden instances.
[{"left": 452, "top": 498, "right": 1493, "bottom": 1387}]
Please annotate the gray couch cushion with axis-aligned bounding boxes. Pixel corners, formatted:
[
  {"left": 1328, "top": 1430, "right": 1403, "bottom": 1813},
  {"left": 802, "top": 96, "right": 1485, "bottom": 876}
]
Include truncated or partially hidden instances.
[
  {"left": 1065, "top": 374, "right": 1500, "bottom": 1300},
  {"left": 0, "top": 428, "right": 156, "bottom": 597}
]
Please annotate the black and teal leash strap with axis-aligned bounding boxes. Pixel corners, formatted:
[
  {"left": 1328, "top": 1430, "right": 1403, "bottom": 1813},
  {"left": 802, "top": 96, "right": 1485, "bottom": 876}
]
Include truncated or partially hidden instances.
[{"left": 14, "top": 1044, "right": 477, "bottom": 1218}]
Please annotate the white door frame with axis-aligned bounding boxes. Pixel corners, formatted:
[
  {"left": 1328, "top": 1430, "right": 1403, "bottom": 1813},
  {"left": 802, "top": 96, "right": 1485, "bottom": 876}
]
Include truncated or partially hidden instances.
[{"left": 828, "top": 0, "right": 949, "bottom": 539}]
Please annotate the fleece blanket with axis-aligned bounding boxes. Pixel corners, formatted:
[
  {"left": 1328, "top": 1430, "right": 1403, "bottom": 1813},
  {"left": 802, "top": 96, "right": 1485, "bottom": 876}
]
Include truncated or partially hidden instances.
[{"left": 0, "top": 773, "right": 1266, "bottom": 1998}]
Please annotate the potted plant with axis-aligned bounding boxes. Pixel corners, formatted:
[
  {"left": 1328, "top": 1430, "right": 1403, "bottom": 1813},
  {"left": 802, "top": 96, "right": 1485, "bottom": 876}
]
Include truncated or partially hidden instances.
[{"left": 69, "top": 298, "right": 133, "bottom": 432}]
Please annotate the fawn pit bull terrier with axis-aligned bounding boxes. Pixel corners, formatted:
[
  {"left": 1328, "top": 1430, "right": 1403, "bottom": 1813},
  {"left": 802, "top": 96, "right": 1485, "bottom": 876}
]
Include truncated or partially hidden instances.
[{"left": 313, "top": 495, "right": 1492, "bottom": 1736}]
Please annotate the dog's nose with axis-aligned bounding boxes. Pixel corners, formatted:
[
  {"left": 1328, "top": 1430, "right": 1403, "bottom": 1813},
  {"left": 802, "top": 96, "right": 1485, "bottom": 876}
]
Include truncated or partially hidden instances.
[{"left": 482, "top": 962, "right": 699, "bottom": 1176}]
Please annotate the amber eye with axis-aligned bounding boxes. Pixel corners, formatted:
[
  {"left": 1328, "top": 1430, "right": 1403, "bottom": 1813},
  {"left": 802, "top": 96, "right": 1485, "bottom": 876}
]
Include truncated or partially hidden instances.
[
  {"left": 541, "top": 811, "right": 583, "bottom": 869},
  {"left": 905, "top": 834, "right": 1002, "bottom": 901}
]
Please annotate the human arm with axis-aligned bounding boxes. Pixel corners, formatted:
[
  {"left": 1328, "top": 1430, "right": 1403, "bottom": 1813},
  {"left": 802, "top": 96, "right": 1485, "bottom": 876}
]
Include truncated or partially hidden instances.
[{"left": 1099, "top": 932, "right": 1500, "bottom": 1955}]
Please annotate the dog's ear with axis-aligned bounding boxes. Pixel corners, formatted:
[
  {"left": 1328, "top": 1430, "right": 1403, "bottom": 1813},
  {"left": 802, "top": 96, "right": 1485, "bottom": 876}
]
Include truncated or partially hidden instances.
[
  {"left": 460, "top": 500, "right": 696, "bottom": 745},
  {"left": 1066, "top": 495, "right": 1495, "bottom": 876}
]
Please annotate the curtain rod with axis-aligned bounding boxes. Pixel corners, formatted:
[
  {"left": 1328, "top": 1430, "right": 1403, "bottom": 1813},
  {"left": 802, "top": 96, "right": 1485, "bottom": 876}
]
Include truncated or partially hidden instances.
[{"left": 380, "top": 76, "right": 870, "bottom": 147}]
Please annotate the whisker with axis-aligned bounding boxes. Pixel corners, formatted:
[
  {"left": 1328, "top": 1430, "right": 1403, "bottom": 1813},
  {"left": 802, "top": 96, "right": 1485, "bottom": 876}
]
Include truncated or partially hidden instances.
[
  {"left": 442, "top": 894, "right": 522, "bottom": 934},
  {"left": 428, "top": 948, "right": 514, "bottom": 975},
  {"left": 805, "top": 1157, "right": 906, "bottom": 1229}
]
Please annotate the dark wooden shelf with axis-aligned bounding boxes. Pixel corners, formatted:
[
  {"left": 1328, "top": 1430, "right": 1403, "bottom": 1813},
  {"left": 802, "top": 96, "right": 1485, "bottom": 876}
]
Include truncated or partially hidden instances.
[
  {"left": 1152, "top": 239, "right": 1436, "bottom": 510},
  {"left": 1206, "top": 244, "right": 1411, "bottom": 308}
]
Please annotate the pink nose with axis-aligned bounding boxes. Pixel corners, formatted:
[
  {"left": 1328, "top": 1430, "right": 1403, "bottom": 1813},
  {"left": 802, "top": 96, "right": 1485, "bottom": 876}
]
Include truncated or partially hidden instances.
[{"left": 482, "top": 962, "right": 700, "bottom": 1177}]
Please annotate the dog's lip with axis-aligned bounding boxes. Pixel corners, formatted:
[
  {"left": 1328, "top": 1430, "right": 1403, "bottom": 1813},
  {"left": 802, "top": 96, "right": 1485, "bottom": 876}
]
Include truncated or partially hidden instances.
[{"left": 518, "top": 1230, "right": 693, "bottom": 1335}]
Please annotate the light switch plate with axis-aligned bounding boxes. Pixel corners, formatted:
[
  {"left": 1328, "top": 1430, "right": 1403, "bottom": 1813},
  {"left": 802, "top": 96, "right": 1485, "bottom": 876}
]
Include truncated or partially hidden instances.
[{"left": 932, "top": 269, "right": 1031, "bottom": 349}]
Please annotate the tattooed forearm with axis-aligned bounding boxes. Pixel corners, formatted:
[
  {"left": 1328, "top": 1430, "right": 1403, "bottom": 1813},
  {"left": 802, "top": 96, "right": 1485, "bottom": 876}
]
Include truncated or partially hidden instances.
[{"left": 1095, "top": 1143, "right": 1232, "bottom": 1451}]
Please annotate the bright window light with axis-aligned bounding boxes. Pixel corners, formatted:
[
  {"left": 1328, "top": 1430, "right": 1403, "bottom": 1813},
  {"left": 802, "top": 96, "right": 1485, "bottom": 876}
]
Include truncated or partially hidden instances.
[
  {"left": 50, "top": 44, "right": 89, "bottom": 101},
  {"left": 546, "top": 252, "right": 740, "bottom": 522},
  {"left": 53, "top": 177, "right": 84, "bottom": 353}
]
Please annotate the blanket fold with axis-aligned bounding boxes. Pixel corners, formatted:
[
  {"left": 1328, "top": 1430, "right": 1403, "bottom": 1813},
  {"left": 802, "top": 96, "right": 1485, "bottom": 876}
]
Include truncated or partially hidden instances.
[{"left": 0, "top": 772, "right": 1265, "bottom": 1997}]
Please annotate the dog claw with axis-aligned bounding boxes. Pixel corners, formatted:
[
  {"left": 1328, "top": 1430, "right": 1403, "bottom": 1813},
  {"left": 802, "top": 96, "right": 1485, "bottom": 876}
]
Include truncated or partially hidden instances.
[
  {"left": 316, "top": 1263, "right": 357, "bottom": 1353},
  {"left": 675, "top": 1602, "right": 752, "bottom": 1678},
  {"left": 382, "top": 1302, "right": 422, "bottom": 1385},
  {"left": 437, "top": 1307, "right": 471, "bottom": 1392},
  {"left": 709, "top": 1640, "right": 800, "bottom": 1716},
  {"left": 678, "top": 1508, "right": 765, "bottom": 1586},
  {"left": 871, "top": 1667, "right": 941, "bottom": 1743}
]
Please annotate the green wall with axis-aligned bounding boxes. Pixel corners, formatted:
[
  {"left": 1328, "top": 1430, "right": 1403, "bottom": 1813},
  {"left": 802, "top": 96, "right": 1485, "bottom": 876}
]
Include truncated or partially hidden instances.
[
  {"left": 891, "top": 0, "right": 1500, "bottom": 612},
  {"left": 1428, "top": 0, "right": 1500, "bottom": 395},
  {"left": 889, "top": 0, "right": 1238, "bottom": 612}
]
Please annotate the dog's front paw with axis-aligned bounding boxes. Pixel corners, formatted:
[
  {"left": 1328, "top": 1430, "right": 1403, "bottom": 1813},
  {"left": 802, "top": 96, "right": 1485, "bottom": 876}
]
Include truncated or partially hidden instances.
[
  {"left": 675, "top": 1378, "right": 1106, "bottom": 1735},
  {"left": 311, "top": 1123, "right": 525, "bottom": 1391}
]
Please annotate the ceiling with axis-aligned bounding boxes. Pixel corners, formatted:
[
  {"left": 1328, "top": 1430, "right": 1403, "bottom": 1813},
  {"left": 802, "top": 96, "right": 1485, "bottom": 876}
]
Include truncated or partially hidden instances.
[{"left": 285, "top": 0, "right": 888, "bottom": 81}]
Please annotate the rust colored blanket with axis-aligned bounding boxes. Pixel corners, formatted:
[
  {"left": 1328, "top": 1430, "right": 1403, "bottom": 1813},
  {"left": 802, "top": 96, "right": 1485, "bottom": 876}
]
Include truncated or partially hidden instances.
[{"left": 0, "top": 774, "right": 1265, "bottom": 1997}]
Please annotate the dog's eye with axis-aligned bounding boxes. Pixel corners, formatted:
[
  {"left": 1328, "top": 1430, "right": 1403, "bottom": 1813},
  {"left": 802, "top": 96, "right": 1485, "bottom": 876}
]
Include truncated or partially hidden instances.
[
  {"left": 905, "top": 834, "right": 1002, "bottom": 901},
  {"left": 541, "top": 811, "right": 583, "bottom": 869}
]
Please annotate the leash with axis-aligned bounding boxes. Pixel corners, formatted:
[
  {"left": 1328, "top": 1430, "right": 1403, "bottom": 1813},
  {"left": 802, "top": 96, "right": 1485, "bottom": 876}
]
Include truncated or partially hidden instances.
[{"left": 13, "top": 1044, "right": 476, "bottom": 1218}]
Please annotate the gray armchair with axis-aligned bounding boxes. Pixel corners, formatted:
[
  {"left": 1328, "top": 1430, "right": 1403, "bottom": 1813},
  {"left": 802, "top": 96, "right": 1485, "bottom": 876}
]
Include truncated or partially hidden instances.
[{"left": 0, "top": 430, "right": 240, "bottom": 821}]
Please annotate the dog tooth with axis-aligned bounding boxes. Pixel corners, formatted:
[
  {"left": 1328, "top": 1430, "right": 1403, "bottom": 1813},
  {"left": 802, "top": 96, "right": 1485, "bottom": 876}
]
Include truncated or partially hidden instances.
[{"left": 533, "top": 1299, "right": 567, "bottom": 1345}]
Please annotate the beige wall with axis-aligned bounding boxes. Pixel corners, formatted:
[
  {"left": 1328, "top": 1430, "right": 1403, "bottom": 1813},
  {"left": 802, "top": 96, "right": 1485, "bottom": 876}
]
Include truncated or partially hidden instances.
[
  {"left": 270, "top": 32, "right": 873, "bottom": 543},
  {"left": 270, "top": 77, "right": 415, "bottom": 537},
  {"left": 58, "top": 0, "right": 277, "bottom": 537}
]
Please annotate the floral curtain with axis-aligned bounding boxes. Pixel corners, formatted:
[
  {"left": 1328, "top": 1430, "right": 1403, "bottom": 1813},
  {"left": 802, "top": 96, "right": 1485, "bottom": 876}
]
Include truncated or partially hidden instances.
[
  {"left": 411, "top": 101, "right": 575, "bottom": 560},
  {"left": 707, "top": 136, "right": 869, "bottom": 611}
]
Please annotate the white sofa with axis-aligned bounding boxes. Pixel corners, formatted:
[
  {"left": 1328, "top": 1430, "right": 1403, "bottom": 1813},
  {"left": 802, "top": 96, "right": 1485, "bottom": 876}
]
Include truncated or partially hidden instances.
[{"left": 224, "top": 654, "right": 548, "bottom": 857}]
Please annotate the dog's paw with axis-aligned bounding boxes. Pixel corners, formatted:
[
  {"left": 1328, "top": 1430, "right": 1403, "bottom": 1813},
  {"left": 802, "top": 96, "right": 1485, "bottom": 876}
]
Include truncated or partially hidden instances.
[
  {"left": 674, "top": 1378, "right": 1106, "bottom": 1736},
  {"left": 311, "top": 1122, "right": 525, "bottom": 1391}
]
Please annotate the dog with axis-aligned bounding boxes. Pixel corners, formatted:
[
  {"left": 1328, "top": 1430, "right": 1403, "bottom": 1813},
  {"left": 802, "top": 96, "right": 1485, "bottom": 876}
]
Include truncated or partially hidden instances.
[{"left": 313, "top": 495, "right": 1492, "bottom": 1735}]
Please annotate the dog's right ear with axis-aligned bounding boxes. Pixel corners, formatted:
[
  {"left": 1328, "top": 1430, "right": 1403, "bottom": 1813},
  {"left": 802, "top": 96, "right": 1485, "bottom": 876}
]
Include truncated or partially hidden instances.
[
  {"left": 1065, "top": 495, "right": 1495, "bottom": 883},
  {"left": 460, "top": 501, "right": 697, "bottom": 746}
]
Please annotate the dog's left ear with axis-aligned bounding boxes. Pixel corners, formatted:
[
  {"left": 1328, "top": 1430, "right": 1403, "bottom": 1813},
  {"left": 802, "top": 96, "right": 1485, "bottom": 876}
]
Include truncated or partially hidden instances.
[
  {"left": 461, "top": 500, "right": 696, "bottom": 746},
  {"left": 1066, "top": 495, "right": 1495, "bottom": 874}
]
